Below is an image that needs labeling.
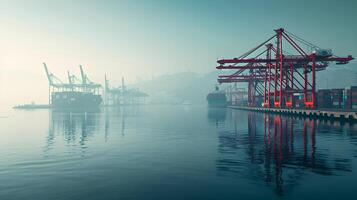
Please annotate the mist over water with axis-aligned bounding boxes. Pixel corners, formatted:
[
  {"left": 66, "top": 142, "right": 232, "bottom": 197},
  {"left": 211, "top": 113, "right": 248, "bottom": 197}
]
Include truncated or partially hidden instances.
[
  {"left": 1, "top": 1, "right": 357, "bottom": 199},
  {"left": 1, "top": 105, "right": 356, "bottom": 200}
]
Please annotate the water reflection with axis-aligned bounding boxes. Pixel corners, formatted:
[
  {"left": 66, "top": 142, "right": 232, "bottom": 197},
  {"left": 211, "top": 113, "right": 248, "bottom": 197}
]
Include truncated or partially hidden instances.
[
  {"left": 207, "top": 108, "right": 227, "bottom": 126},
  {"left": 44, "top": 111, "right": 101, "bottom": 153},
  {"left": 103, "top": 106, "right": 141, "bottom": 136},
  {"left": 216, "top": 111, "right": 356, "bottom": 196},
  {"left": 44, "top": 106, "right": 143, "bottom": 154}
]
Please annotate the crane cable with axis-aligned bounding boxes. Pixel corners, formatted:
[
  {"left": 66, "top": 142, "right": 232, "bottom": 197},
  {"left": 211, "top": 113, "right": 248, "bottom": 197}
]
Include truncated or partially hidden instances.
[
  {"left": 285, "top": 30, "right": 320, "bottom": 50},
  {"left": 238, "top": 34, "right": 276, "bottom": 60}
]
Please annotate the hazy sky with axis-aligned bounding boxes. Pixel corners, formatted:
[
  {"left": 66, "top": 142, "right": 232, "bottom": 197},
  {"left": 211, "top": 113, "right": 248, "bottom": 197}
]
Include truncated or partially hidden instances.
[{"left": 0, "top": 0, "right": 357, "bottom": 109}]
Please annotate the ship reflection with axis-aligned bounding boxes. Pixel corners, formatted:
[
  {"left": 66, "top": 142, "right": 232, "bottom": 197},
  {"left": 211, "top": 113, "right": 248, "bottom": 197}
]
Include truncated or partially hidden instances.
[
  {"left": 44, "top": 106, "right": 142, "bottom": 153},
  {"left": 103, "top": 106, "right": 141, "bottom": 137},
  {"left": 217, "top": 112, "right": 354, "bottom": 196},
  {"left": 207, "top": 108, "right": 227, "bottom": 126},
  {"left": 44, "top": 110, "right": 102, "bottom": 153}
]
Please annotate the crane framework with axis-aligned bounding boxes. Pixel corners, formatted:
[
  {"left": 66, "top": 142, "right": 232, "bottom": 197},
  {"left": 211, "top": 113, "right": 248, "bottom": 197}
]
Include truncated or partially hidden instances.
[
  {"left": 217, "top": 28, "right": 353, "bottom": 109},
  {"left": 43, "top": 63, "right": 101, "bottom": 104},
  {"left": 225, "top": 84, "right": 248, "bottom": 106},
  {"left": 104, "top": 76, "right": 148, "bottom": 106}
]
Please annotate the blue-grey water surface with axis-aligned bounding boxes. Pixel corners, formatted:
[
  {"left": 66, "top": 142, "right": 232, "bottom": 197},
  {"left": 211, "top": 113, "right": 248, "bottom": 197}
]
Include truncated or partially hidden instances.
[{"left": 1, "top": 105, "right": 357, "bottom": 200}]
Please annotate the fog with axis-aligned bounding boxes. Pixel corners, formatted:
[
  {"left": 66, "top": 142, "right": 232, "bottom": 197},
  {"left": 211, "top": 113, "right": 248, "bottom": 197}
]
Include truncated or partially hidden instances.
[{"left": 1, "top": 0, "right": 357, "bottom": 112}]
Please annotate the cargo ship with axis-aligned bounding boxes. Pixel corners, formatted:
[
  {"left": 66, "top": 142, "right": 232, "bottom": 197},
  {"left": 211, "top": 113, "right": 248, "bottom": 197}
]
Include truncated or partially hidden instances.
[
  {"left": 44, "top": 63, "right": 102, "bottom": 111},
  {"left": 207, "top": 85, "right": 227, "bottom": 107},
  {"left": 51, "top": 91, "right": 102, "bottom": 109}
]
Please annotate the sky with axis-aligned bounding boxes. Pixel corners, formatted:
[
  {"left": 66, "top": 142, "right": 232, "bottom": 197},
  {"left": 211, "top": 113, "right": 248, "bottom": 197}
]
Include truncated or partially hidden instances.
[{"left": 0, "top": 0, "right": 357, "bottom": 109}]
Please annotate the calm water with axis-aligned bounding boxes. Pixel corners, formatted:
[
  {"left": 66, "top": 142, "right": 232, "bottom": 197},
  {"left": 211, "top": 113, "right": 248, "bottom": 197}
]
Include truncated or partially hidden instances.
[{"left": 0, "top": 105, "right": 357, "bottom": 200}]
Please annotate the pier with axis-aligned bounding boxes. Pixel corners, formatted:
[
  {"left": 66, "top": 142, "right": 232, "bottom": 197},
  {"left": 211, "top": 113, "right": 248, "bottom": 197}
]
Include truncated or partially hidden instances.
[{"left": 228, "top": 106, "right": 357, "bottom": 121}]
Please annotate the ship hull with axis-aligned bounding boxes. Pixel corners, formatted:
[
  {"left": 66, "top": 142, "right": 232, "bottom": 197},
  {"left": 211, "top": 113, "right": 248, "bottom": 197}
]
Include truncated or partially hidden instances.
[
  {"left": 51, "top": 92, "right": 102, "bottom": 110},
  {"left": 206, "top": 93, "right": 227, "bottom": 107}
]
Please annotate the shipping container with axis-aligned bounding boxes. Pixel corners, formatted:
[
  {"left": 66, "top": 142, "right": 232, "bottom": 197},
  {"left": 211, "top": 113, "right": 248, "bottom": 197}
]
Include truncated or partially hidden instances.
[
  {"left": 331, "top": 88, "right": 344, "bottom": 109},
  {"left": 351, "top": 86, "right": 357, "bottom": 110},
  {"left": 317, "top": 89, "right": 332, "bottom": 108},
  {"left": 345, "top": 89, "right": 351, "bottom": 109}
]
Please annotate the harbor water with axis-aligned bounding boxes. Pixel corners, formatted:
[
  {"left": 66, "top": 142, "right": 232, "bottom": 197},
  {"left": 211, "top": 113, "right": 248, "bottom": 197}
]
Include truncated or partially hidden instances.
[{"left": 0, "top": 105, "right": 357, "bottom": 200}]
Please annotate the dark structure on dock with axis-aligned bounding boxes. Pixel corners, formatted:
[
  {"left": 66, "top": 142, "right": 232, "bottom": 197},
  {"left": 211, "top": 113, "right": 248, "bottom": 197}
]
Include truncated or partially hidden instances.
[{"left": 229, "top": 106, "right": 357, "bottom": 121}]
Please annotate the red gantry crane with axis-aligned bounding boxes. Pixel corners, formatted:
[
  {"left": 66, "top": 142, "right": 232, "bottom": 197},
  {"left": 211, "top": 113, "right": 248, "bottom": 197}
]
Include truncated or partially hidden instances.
[{"left": 216, "top": 28, "right": 353, "bottom": 109}]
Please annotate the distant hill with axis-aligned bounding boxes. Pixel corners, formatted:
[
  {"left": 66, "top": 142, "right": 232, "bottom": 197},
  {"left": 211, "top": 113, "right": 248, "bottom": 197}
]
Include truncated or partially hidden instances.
[
  {"left": 130, "top": 64, "right": 356, "bottom": 105},
  {"left": 131, "top": 71, "right": 222, "bottom": 104}
]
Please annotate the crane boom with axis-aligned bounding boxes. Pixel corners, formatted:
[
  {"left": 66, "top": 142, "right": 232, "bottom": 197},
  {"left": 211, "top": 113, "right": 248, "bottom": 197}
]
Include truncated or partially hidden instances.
[
  {"left": 79, "top": 65, "right": 86, "bottom": 85},
  {"left": 67, "top": 71, "right": 73, "bottom": 85},
  {"left": 43, "top": 63, "right": 52, "bottom": 85}
]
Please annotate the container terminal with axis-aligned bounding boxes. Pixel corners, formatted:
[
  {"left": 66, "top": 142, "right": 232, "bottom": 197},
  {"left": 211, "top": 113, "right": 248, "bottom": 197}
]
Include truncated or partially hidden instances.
[
  {"left": 43, "top": 63, "right": 102, "bottom": 110},
  {"left": 14, "top": 64, "right": 148, "bottom": 110},
  {"left": 104, "top": 75, "right": 148, "bottom": 106},
  {"left": 214, "top": 28, "right": 356, "bottom": 121},
  {"left": 13, "top": 28, "right": 356, "bottom": 121}
]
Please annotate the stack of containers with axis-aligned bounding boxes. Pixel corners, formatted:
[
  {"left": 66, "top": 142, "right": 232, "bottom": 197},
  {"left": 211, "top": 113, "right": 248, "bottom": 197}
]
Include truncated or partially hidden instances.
[
  {"left": 331, "top": 88, "right": 344, "bottom": 109},
  {"left": 345, "top": 89, "right": 352, "bottom": 109},
  {"left": 352, "top": 86, "right": 357, "bottom": 110},
  {"left": 317, "top": 89, "right": 332, "bottom": 108}
]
